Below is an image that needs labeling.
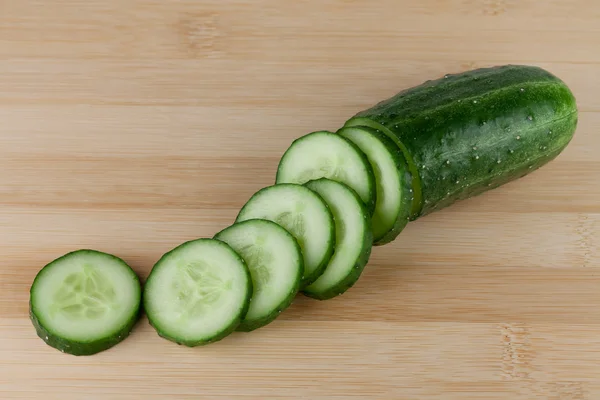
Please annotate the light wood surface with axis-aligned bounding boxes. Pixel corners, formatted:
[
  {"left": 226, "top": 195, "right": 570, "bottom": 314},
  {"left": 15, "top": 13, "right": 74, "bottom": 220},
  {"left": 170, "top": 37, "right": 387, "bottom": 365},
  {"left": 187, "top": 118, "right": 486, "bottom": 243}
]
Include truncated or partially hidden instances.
[{"left": 1, "top": 0, "right": 599, "bottom": 398}]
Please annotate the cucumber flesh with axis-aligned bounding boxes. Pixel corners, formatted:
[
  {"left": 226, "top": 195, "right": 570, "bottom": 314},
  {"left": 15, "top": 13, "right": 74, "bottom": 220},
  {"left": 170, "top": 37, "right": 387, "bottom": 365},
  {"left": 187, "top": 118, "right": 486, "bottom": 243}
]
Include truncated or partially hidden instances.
[
  {"left": 346, "top": 65, "right": 578, "bottom": 216},
  {"left": 214, "top": 219, "right": 303, "bottom": 332},
  {"left": 275, "top": 130, "right": 377, "bottom": 216},
  {"left": 29, "top": 249, "right": 142, "bottom": 356},
  {"left": 337, "top": 126, "right": 413, "bottom": 245},
  {"left": 343, "top": 118, "right": 422, "bottom": 219},
  {"left": 236, "top": 183, "right": 335, "bottom": 288},
  {"left": 143, "top": 238, "right": 252, "bottom": 346},
  {"left": 303, "top": 178, "right": 372, "bottom": 300}
]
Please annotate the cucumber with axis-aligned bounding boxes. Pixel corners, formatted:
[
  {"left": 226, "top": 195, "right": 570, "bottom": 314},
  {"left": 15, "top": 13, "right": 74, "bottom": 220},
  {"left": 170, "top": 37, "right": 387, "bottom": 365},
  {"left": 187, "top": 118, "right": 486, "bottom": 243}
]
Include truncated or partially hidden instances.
[
  {"left": 143, "top": 238, "right": 252, "bottom": 346},
  {"left": 345, "top": 64, "right": 578, "bottom": 217},
  {"left": 29, "top": 249, "right": 142, "bottom": 356},
  {"left": 302, "top": 179, "right": 372, "bottom": 300},
  {"left": 275, "top": 130, "right": 377, "bottom": 216},
  {"left": 236, "top": 183, "right": 335, "bottom": 288},
  {"left": 337, "top": 126, "right": 413, "bottom": 245},
  {"left": 214, "top": 219, "right": 303, "bottom": 332}
]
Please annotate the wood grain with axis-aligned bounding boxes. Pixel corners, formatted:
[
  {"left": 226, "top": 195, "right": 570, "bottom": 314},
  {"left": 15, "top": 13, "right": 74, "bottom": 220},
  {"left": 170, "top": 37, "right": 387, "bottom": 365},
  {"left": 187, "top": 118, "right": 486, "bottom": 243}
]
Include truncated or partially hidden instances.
[{"left": 1, "top": 0, "right": 598, "bottom": 398}]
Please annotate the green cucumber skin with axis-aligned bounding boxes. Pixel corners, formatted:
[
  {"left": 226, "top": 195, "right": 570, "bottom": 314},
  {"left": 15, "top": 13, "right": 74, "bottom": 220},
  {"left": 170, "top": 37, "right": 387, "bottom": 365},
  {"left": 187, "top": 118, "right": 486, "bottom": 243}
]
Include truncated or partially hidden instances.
[
  {"left": 302, "top": 179, "right": 373, "bottom": 301},
  {"left": 213, "top": 219, "right": 303, "bottom": 333},
  {"left": 144, "top": 239, "right": 253, "bottom": 347},
  {"left": 29, "top": 249, "right": 142, "bottom": 356},
  {"left": 337, "top": 126, "right": 413, "bottom": 246},
  {"left": 345, "top": 65, "right": 578, "bottom": 216}
]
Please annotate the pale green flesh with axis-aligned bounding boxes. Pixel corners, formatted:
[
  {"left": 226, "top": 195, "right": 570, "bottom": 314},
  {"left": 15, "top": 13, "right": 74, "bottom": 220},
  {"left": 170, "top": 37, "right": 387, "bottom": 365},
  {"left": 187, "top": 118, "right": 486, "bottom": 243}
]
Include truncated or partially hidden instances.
[
  {"left": 276, "top": 131, "right": 374, "bottom": 211},
  {"left": 304, "top": 179, "right": 369, "bottom": 293},
  {"left": 31, "top": 251, "right": 140, "bottom": 341},
  {"left": 236, "top": 184, "right": 334, "bottom": 285},
  {"left": 144, "top": 240, "right": 250, "bottom": 342},
  {"left": 215, "top": 220, "right": 302, "bottom": 323},
  {"left": 338, "top": 128, "right": 404, "bottom": 241}
]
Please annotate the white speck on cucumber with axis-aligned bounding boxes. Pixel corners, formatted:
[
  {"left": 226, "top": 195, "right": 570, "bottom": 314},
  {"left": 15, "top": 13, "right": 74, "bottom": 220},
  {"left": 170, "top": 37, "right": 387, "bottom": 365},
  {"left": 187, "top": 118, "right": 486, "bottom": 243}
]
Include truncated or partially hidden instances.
[
  {"left": 520, "top": 88, "right": 525, "bottom": 92},
  {"left": 475, "top": 155, "right": 479, "bottom": 159},
  {"left": 497, "top": 160, "right": 501, "bottom": 164},
  {"left": 527, "top": 115, "right": 533, "bottom": 121},
  {"left": 456, "top": 180, "right": 460, "bottom": 184},
  {"left": 444, "top": 74, "right": 449, "bottom": 79},
  {"left": 473, "top": 146, "right": 477, "bottom": 150},
  {"left": 516, "top": 136, "right": 521, "bottom": 140},
  {"left": 446, "top": 160, "right": 450, "bottom": 165}
]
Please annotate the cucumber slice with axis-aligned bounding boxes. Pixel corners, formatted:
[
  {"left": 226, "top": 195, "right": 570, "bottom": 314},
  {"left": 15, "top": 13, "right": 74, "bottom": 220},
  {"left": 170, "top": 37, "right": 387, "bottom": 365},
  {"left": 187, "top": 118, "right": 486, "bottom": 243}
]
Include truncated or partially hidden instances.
[
  {"left": 337, "top": 126, "right": 413, "bottom": 245},
  {"left": 143, "top": 238, "right": 252, "bottom": 347},
  {"left": 29, "top": 249, "right": 142, "bottom": 356},
  {"left": 214, "top": 219, "right": 303, "bottom": 332},
  {"left": 275, "top": 130, "right": 377, "bottom": 216},
  {"left": 236, "top": 183, "right": 335, "bottom": 288},
  {"left": 303, "top": 178, "right": 372, "bottom": 300}
]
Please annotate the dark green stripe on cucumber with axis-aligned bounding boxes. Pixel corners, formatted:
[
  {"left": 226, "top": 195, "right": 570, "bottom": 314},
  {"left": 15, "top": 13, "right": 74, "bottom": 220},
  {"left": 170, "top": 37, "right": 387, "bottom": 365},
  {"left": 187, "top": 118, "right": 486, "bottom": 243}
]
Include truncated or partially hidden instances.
[{"left": 345, "top": 64, "right": 578, "bottom": 217}]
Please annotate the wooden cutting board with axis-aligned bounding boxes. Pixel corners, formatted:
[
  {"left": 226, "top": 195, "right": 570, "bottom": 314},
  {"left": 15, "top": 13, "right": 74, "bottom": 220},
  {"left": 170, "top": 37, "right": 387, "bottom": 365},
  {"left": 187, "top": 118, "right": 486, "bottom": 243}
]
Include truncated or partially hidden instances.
[{"left": 1, "top": 0, "right": 598, "bottom": 398}]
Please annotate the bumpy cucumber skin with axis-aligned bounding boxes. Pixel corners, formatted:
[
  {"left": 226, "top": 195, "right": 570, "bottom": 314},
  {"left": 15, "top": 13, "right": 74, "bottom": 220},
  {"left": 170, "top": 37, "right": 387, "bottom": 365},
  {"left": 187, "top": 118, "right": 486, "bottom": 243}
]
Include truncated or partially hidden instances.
[
  {"left": 144, "top": 238, "right": 253, "bottom": 347},
  {"left": 337, "top": 126, "right": 413, "bottom": 245},
  {"left": 302, "top": 178, "right": 373, "bottom": 301},
  {"left": 275, "top": 130, "right": 378, "bottom": 217},
  {"left": 236, "top": 183, "right": 335, "bottom": 288},
  {"left": 29, "top": 249, "right": 142, "bottom": 356},
  {"left": 213, "top": 219, "right": 303, "bottom": 333},
  {"left": 345, "top": 65, "right": 578, "bottom": 217}
]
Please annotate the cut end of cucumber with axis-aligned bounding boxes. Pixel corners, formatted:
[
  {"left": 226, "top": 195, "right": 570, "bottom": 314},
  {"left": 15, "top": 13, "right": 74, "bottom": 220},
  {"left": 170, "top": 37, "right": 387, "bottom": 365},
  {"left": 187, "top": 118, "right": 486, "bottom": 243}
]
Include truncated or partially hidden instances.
[
  {"left": 143, "top": 238, "right": 252, "bottom": 347},
  {"left": 337, "top": 126, "right": 413, "bottom": 245},
  {"left": 275, "top": 130, "right": 377, "bottom": 217},
  {"left": 343, "top": 117, "right": 422, "bottom": 219},
  {"left": 214, "top": 219, "right": 303, "bottom": 332},
  {"left": 29, "top": 249, "right": 142, "bottom": 356}
]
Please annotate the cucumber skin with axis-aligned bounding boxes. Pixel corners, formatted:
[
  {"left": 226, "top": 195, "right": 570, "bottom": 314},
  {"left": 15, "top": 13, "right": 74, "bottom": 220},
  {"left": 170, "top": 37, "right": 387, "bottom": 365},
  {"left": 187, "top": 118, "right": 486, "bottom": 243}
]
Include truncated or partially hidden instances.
[
  {"left": 29, "top": 249, "right": 142, "bottom": 356},
  {"left": 345, "top": 65, "right": 578, "bottom": 217},
  {"left": 302, "top": 179, "right": 373, "bottom": 301},
  {"left": 213, "top": 219, "right": 303, "bottom": 333},
  {"left": 144, "top": 239, "right": 253, "bottom": 347},
  {"left": 337, "top": 126, "right": 413, "bottom": 246}
]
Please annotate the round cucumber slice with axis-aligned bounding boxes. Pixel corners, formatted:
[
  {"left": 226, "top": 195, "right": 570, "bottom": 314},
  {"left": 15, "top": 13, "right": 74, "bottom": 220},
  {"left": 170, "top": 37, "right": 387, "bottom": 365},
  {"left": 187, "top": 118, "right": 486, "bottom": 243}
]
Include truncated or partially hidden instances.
[
  {"left": 29, "top": 249, "right": 142, "bottom": 356},
  {"left": 344, "top": 117, "right": 422, "bottom": 219},
  {"left": 303, "top": 178, "right": 373, "bottom": 300},
  {"left": 214, "top": 219, "right": 303, "bottom": 332},
  {"left": 143, "top": 238, "right": 252, "bottom": 347},
  {"left": 337, "top": 126, "right": 413, "bottom": 245},
  {"left": 236, "top": 183, "right": 335, "bottom": 288},
  {"left": 275, "top": 130, "right": 377, "bottom": 216}
]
